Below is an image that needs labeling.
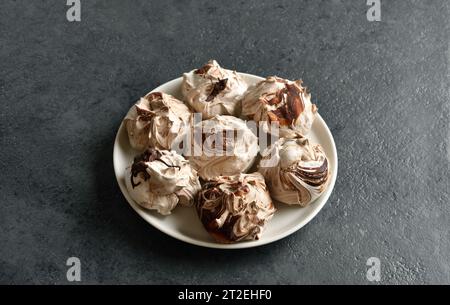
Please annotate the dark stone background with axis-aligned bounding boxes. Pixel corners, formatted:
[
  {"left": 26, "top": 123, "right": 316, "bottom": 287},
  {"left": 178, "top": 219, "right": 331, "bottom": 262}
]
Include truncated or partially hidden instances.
[{"left": 0, "top": 0, "right": 448, "bottom": 284}]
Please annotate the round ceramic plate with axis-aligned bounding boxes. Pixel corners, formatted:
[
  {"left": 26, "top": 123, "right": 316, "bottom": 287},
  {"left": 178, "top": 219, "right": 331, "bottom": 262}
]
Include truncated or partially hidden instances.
[{"left": 113, "top": 73, "right": 338, "bottom": 249}]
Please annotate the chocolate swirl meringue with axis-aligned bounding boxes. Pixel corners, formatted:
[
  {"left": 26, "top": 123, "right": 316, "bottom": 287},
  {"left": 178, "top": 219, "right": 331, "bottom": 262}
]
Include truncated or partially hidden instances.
[
  {"left": 124, "top": 92, "right": 192, "bottom": 151},
  {"left": 258, "top": 135, "right": 329, "bottom": 206},
  {"left": 125, "top": 148, "right": 201, "bottom": 215},
  {"left": 186, "top": 115, "right": 259, "bottom": 181},
  {"left": 182, "top": 60, "right": 248, "bottom": 119},
  {"left": 241, "top": 76, "right": 317, "bottom": 136},
  {"left": 196, "top": 173, "right": 275, "bottom": 243}
]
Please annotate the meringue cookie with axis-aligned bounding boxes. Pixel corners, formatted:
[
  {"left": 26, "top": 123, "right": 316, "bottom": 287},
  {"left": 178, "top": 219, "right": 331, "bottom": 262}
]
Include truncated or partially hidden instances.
[
  {"left": 182, "top": 60, "right": 248, "bottom": 119},
  {"left": 186, "top": 115, "right": 259, "bottom": 180},
  {"left": 125, "top": 148, "right": 201, "bottom": 215},
  {"left": 196, "top": 172, "right": 275, "bottom": 243},
  {"left": 258, "top": 134, "right": 329, "bottom": 206},
  {"left": 242, "top": 76, "right": 317, "bottom": 136},
  {"left": 125, "top": 92, "right": 192, "bottom": 151}
]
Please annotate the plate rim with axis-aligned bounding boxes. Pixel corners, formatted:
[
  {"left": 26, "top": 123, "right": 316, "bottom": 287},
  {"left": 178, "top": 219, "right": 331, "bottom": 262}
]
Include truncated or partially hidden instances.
[{"left": 113, "top": 73, "right": 338, "bottom": 249}]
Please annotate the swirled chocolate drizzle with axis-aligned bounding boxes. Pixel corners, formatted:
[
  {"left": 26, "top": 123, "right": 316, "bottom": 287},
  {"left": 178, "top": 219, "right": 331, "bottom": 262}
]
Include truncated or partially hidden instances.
[
  {"left": 135, "top": 106, "right": 155, "bottom": 121},
  {"left": 268, "top": 83, "right": 305, "bottom": 126},
  {"left": 194, "top": 62, "right": 213, "bottom": 75},
  {"left": 294, "top": 159, "right": 329, "bottom": 187},
  {"left": 206, "top": 78, "right": 228, "bottom": 102},
  {"left": 130, "top": 148, "right": 180, "bottom": 188}
]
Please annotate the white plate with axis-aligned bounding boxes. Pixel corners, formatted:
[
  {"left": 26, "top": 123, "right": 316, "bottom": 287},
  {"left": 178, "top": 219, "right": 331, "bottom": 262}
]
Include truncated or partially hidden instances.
[{"left": 113, "top": 73, "right": 338, "bottom": 249}]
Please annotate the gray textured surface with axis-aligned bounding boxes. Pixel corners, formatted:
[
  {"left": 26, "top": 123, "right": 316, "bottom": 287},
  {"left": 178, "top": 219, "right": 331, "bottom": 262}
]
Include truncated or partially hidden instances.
[{"left": 0, "top": 0, "right": 449, "bottom": 284}]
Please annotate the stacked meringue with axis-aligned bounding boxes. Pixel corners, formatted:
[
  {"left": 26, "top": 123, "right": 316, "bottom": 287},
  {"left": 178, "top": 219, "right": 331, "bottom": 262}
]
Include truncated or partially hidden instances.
[
  {"left": 122, "top": 60, "right": 331, "bottom": 243},
  {"left": 241, "top": 76, "right": 317, "bottom": 137},
  {"left": 187, "top": 115, "right": 259, "bottom": 181},
  {"left": 259, "top": 134, "right": 329, "bottom": 206},
  {"left": 124, "top": 92, "right": 192, "bottom": 151},
  {"left": 125, "top": 148, "right": 201, "bottom": 215},
  {"left": 182, "top": 60, "right": 248, "bottom": 119},
  {"left": 197, "top": 173, "right": 275, "bottom": 243}
]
